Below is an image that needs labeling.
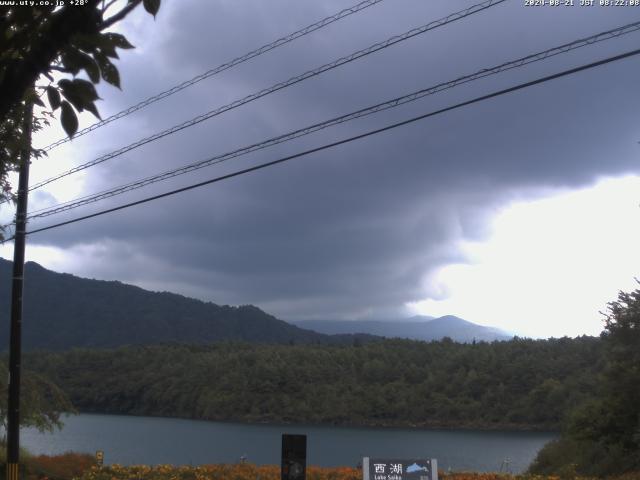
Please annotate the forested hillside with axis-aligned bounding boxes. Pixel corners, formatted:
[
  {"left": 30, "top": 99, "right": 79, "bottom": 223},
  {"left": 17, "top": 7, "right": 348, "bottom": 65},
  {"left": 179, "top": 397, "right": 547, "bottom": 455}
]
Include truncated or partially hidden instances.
[
  {"left": 0, "top": 259, "right": 373, "bottom": 349},
  {"left": 25, "top": 336, "right": 602, "bottom": 430}
]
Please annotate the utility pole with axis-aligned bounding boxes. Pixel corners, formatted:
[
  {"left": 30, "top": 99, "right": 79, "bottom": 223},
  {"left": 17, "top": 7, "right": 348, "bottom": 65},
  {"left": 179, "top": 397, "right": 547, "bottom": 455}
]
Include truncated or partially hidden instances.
[{"left": 6, "top": 102, "right": 33, "bottom": 480}]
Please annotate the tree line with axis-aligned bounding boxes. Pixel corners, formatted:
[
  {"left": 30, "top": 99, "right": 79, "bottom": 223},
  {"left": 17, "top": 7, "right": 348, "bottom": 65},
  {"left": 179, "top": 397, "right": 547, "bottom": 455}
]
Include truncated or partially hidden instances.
[
  {"left": 528, "top": 288, "right": 640, "bottom": 476},
  {"left": 23, "top": 336, "right": 602, "bottom": 431}
]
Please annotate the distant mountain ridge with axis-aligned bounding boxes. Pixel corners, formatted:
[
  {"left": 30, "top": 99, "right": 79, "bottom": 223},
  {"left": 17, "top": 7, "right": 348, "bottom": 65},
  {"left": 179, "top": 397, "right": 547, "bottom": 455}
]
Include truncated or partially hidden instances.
[
  {"left": 0, "top": 258, "right": 374, "bottom": 350},
  {"left": 291, "top": 315, "right": 511, "bottom": 342},
  {"left": 0, "top": 258, "right": 509, "bottom": 350}
]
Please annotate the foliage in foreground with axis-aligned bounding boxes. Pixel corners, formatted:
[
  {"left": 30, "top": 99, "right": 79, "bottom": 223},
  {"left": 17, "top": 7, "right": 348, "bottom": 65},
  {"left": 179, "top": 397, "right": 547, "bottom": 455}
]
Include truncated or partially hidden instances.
[
  {"left": 80, "top": 463, "right": 358, "bottom": 480},
  {"left": 0, "top": 448, "right": 95, "bottom": 480},
  {"left": 0, "top": 362, "right": 74, "bottom": 432},
  {"left": 1, "top": 451, "right": 640, "bottom": 480},
  {"left": 26, "top": 452, "right": 96, "bottom": 480},
  {"left": 529, "top": 287, "right": 640, "bottom": 476},
  {"left": 75, "top": 464, "right": 640, "bottom": 480},
  {"left": 0, "top": 0, "right": 160, "bottom": 237}
]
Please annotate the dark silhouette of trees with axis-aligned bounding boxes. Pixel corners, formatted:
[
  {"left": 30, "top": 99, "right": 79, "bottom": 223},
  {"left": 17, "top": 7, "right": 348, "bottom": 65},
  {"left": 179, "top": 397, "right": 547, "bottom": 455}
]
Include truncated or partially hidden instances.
[
  {"left": 24, "top": 336, "right": 603, "bottom": 431},
  {"left": 530, "top": 286, "right": 640, "bottom": 476}
]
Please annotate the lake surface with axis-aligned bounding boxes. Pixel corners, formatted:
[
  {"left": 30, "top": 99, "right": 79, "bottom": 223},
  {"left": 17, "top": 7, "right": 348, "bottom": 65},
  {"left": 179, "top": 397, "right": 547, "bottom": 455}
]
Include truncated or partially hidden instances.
[{"left": 22, "top": 414, "right": 556, "bottom": 473}]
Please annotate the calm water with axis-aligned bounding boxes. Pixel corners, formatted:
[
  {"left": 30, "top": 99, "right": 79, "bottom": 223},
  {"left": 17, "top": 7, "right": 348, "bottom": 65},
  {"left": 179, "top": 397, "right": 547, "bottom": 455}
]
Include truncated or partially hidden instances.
[{"left": 21, "top": 414, "right": 555, "bottom": 473}]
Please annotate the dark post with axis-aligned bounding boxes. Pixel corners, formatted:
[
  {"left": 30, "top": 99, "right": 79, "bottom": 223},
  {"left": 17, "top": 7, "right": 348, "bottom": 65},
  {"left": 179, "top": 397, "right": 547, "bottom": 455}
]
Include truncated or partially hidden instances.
[
  {"left": 281, "top": 434, "right": 306, "bottom": 480},
  {"left": 6, "top": 103, "right": 32, "bottom": 480}
]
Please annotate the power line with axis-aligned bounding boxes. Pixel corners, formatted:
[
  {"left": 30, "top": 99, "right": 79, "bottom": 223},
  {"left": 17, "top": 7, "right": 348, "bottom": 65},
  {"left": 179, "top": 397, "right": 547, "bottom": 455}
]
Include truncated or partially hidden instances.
[
  {"left": 39, "top": 0, "right": 386, "bottom": 152},
  {"left": 18, "top": 46, "right": 640, "bottom": 239},
  {"left": 24, "top": 19, "right": 640, "bottom": 221},
  {"left": 28, "top": 0, "right": 506, "bottom": 192}
]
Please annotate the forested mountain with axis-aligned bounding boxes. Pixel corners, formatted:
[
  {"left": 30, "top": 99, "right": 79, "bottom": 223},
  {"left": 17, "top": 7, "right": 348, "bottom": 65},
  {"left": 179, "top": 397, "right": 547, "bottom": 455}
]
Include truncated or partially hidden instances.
[
  {"left": 25, "top": 336, "right": 603, "bottom": 430},
  {"left": 0, "top": 259, "right": 374, "bottom": 349},
  {"left": 0, "top": 258, "right": 505, "bottom": 349},
  {"left": 292, "top": 315, "right": 511, "bottom": 342}
]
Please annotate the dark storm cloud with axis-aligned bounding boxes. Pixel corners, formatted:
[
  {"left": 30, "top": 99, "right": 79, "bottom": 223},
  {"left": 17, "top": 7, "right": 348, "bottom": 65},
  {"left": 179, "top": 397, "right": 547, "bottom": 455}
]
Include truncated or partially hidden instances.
[{"left": 26, "top": 0, "right": 640, "bottom": 320}]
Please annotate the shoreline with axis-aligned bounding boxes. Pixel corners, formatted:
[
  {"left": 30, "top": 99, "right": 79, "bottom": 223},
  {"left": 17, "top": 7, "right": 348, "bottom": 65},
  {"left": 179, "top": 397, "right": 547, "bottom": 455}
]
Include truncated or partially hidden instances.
[{"left": 67, "top": 410, "right": 559, "bottom": 434}]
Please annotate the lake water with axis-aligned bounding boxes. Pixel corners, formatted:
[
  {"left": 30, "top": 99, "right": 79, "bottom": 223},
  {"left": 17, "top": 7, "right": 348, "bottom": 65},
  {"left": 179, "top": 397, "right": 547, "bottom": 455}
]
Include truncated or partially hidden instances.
[{"left": 21, "top": 414, "right": 556, "bottom": 473}]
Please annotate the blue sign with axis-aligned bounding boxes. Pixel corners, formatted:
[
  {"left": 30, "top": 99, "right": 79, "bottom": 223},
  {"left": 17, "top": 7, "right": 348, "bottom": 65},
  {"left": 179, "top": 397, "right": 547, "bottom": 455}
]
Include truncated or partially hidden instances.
[{"left": 363, "top": 458, "right": 437, "bottom": 480}]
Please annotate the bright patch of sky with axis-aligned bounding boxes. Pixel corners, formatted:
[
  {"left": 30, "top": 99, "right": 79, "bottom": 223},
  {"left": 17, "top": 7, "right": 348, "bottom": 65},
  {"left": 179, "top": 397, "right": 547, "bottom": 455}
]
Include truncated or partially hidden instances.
[{"left": 409, "top": 175, "right": 640, "bottom": 338}]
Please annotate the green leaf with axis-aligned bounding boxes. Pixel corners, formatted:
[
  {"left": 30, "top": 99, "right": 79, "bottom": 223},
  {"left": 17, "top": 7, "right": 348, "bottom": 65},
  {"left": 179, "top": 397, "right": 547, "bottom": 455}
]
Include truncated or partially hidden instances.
[
  {"left": 58, "top": 79, "right": 101, "bottom": 118},
  {"left": 83, "top": 101, "right": 101, "bottom": 120},
  {"left": 93, "top": 35, "right": 118, "bottom": 59},
  {"left": 102, "top": 32, "right": 135, "bottom": 50},
  {"left": 60, "top": 55, "right": 81, "bottom": 75},
  {"left": 95, "top": 52, "right": 121, "bottom": 89},
  {"left": 71, "top": 79, "right": 100, "bottom": 102},
  {"left": 143, "top": 0, "right": 161, "bottom": 17},
  {"left": 72, "top": 79, "right": 101, "bottom": 119},
  {"left": 60, "top": 47, "right": 101, "bottom": 82},
  {"left": 71, "top": 33, "right": 99, "bottom": 53},
  {"left": 99, "top": 43, "right": 119, "bottom": 59},
  {"left": 89, "top": 33, "right": 132, "bottom": 59},
  {"left": 46, "top": 86, "right": 61, "bottom": 110},
  {"left": 60, "top": 101, "right": 78, "bottom": 138},
  {"left": 84, "top": 60, "right": 100, "bottom": 83},
  {"left": 58, "top": 79, "right": 84, "bottom": 112}
]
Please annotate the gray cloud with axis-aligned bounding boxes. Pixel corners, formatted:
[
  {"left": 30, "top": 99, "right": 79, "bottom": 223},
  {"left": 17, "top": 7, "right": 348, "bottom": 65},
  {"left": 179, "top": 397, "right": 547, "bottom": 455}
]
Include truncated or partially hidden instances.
[{"left": 23, "top": 0, "right": 640, "bottom": 321}]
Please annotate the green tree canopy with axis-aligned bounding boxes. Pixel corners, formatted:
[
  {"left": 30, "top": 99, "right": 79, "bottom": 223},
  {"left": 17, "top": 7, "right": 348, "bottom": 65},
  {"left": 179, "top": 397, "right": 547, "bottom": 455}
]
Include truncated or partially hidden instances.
[
  {"left": 24, "top": 336, "right": 603, "bottom": 431},
  {"left": 0, "top": 361, "right": 74, "bottom": 433},
  {"left": 0, "top": 0, "right": 160, "bottom": 207},
  {"left": 529, "top": 285, "right": 640, "bottom": 476}
]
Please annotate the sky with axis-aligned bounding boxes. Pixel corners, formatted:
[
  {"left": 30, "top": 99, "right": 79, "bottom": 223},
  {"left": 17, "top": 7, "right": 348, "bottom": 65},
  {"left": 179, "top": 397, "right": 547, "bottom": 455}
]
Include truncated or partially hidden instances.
[{"left": 2, "top": 0, "right": 640, "bottom": 338}]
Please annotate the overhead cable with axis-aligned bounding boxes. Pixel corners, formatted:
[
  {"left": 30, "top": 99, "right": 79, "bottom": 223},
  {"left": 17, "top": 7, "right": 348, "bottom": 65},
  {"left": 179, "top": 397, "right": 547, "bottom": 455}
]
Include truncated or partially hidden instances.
[
  {"left": 17, "top": 46, "right": 640, "bottom": 239},
  {"left": 39, "top": 0, "right": 387, "bottom": 152},
  {"left": 25, "top": 19, "right": 640, "bottom": 221},
  {"left": 29, "top": 0, "right": 506, "bottom": 192}
]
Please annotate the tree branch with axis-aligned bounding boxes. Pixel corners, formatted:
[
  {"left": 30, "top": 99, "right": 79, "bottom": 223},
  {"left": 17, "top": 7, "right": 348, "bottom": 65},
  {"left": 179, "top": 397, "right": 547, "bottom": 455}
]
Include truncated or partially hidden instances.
[
  {"left": 100, "top": 0, "right": 121, "bottom": 16},
  {"left": 100, "top": 0, "right": 141, "bottom": 30}
]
